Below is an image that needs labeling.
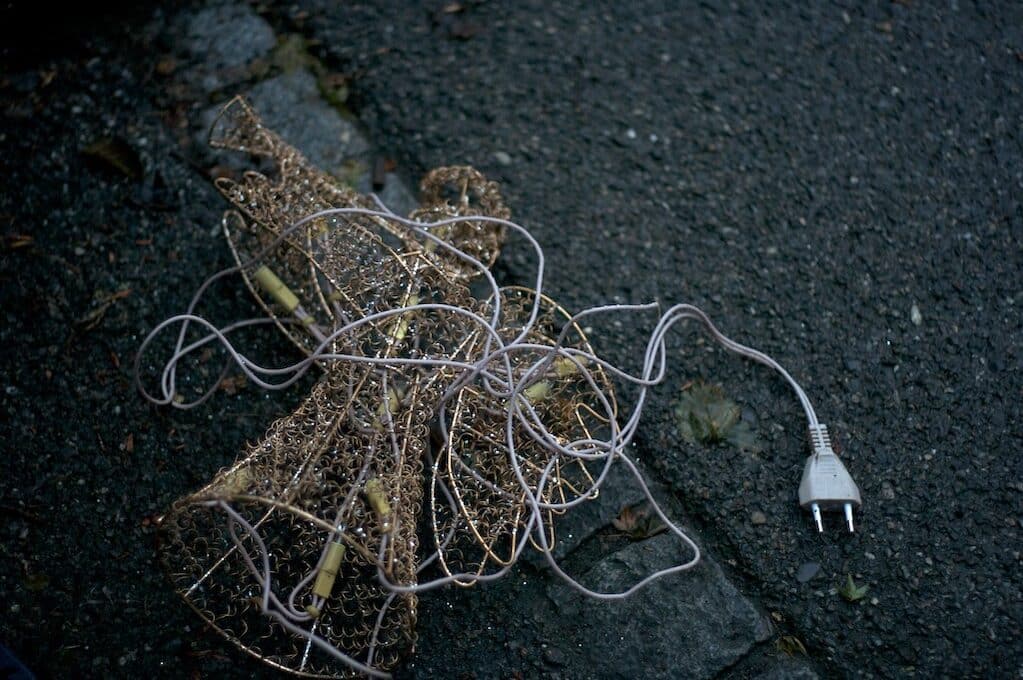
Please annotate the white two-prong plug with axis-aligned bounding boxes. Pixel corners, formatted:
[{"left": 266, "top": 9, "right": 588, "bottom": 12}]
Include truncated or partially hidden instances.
[{"left": 797, "top": 424, "right": 861, "bottom": 532}]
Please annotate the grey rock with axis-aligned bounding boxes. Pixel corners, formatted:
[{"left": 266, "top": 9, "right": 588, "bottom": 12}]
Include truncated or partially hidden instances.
[
  {"left": 244, "top": 70, "right": 372, "bottom": 173},
  {"left": 548, "top": 460, "right": 650, "bottom": 562},
  {"left": 545, "top": 533, "right": 766, "bottom": 679},
  {"left": 356, "top": 168, "right": 418, "bottom": 218},
  {"left": 199, "top": 70, "right": 372, "bottom": 177},
  {"left": 796, "top": 562, "right": 820, "bottom": 583},
  {"left": 182, "top": 6, "right": 418, "bottom": 218},
  {"left": 754, "top": 659, "right": 819, "bottom": 680},
  {"left": 181, "top": 4, "right": 275, "bottom": 90},
  {"left": 543, "top": 647, "right": 567, "bottom": 667}
]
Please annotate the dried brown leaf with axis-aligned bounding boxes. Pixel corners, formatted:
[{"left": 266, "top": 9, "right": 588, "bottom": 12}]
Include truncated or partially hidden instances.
[
  {"left": 5, "top": 234, "right": 33, "bottom": 249},
  {"left": 776, "top": 635, "right": 807, "bottom": 656},
  {"left": 219, "top": 374, "right": 248, "bottom": 396},
  {"left": 612, "top": 504, "right": 667, "bottom": 540},
  {"left": 82, "top": 137, "right": 143, "bottom": 180}
]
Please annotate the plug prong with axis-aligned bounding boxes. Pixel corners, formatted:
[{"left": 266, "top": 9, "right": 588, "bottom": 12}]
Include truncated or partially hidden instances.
[
  {"left": 798, "top": 426, "right": 862, "bottom": 534},
  {"left": 810, "top": 502, "right": 823, "bottom": 532}
]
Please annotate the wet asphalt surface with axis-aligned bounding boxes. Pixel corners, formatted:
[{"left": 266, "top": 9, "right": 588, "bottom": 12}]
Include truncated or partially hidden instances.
[{"left": 2, "top": 1, "right": 1022, "bottom": 678}]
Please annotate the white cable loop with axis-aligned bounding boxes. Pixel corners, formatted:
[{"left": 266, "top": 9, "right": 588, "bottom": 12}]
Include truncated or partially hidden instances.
[{"left": 138, "top": 204, "right": 823, "bottom": 677}]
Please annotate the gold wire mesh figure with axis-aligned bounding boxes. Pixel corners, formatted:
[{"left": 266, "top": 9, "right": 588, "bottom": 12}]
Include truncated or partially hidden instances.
[{"left": 157, "top": 98, "right": 616, "bottom": 677}]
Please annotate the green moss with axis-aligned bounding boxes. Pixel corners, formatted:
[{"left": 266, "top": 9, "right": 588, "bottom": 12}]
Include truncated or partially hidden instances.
[
  {"left": 267, "top": 33, "right": 355, "bottom": 115},
  {"left": 334, "top": 158, "right": 366, "bottom": 189},
  {"left": 318, "top": 72, "right": 350, "bottom": 108},
  {"left": 271, "top": 33, "right": 316, "bottom": 73}
]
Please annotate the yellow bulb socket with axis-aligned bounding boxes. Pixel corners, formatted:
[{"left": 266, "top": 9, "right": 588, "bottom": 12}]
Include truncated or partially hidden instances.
[
  {"left": 252, "top": 265, "right": 300, "bottom": 312},
  {"left": 365, "top": 478, "right": 393, "bottom": 532},
  {"left": 312, "top": 541, "right": 346, "bottom": 600},
  {"left": 522, "top": 380, "right": 551, "bottom": 403}
]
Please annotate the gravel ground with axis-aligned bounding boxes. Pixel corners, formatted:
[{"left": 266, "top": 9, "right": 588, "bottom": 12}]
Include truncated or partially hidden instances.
[
  {"left": 1, "top": 1, "right": 1021, "bottom": 678},
  {"left": 264, "top": 0, "right": 1023, "bottom": 675},
  {"left": 0, "top": 5, "right": 309, "bottom": 677}
]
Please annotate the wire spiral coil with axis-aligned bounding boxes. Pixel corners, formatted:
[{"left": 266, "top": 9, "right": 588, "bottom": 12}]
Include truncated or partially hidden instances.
[{"left": 139, "top": 98, "right": 711, "bottom": 677}]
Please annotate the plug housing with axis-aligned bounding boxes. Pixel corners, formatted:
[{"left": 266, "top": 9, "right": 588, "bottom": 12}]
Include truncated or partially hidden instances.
[{"left": 797, "top": 425, "right": 861, "bottom": 532}]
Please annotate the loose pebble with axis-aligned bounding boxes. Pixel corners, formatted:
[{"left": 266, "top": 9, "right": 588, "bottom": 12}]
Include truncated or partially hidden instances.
[
  {"left": 911, "top": 304, "right": 922, "bottom": 326},
  {"left": 797, "top": 562, "right": 821, "bottom": 583}
]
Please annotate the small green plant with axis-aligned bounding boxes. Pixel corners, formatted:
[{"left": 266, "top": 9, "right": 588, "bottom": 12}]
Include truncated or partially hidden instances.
[
  {"left": 674, "top": 382, "right": 760, "bottom": 451},
  {"left": 838, "top": 574, "right": 869, "bottom": 602}
]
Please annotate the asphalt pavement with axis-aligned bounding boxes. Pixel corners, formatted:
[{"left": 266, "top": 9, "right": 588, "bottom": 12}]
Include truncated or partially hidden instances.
[{"left": 1, "top": 1, "right": 1020, "bottom": 678}]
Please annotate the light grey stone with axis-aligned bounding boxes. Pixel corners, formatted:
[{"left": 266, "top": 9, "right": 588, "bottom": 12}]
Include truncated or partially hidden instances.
[
  {"left": 198, "top": 70, "right": 373, "bottom": 176},
  {"left": 243, "top": 70, "right": 372, "bottom": 174},
  {"left": 364, "top": 172, "right": 418, "bottom": 219},
  {"left": 754, "top": 659, "right": 820, "bottom": 680},
  {"left": 548, "top": 460, "right": 650, "bottom": 561},
  {"left": 544, "top": 533, "right": 768, "bottom": 679},
  {"left": 245, "top": 70, "right": 417, "bottom": 216},
  {"left": 181, "top": 4, "right": 275, "bottom": 90}
]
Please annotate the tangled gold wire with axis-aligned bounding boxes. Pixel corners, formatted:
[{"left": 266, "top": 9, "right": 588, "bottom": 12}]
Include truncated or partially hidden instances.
[{"left": 155, "top": 98, "right": 621, "bottom": 677}]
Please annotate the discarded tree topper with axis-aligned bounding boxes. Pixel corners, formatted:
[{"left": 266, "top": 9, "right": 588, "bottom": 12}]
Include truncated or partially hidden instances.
[{"left": 137, "top": 97, "right": 859, "bottom": 678}]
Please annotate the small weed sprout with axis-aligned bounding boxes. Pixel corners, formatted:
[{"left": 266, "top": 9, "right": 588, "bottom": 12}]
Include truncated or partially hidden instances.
[
  {"left": 838, "top": 574, "right": 870, "bottom": 602},
  {"left": 674, "top": 382, "right": 760, "bottom": 452}
]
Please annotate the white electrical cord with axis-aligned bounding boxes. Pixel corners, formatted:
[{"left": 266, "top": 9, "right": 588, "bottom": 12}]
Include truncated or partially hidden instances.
[{"left": 137, "top": 203, "right": 863, "bottom": 677}]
